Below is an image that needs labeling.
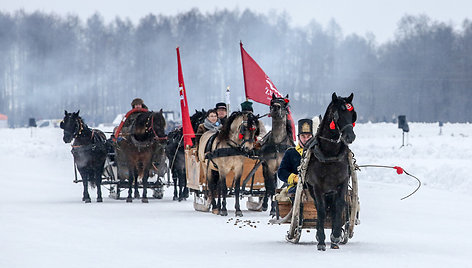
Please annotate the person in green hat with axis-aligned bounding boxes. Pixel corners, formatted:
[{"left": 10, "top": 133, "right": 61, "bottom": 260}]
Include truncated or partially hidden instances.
[
  {"left": 277, "top": 118, "right": 313, "bottom": 193},
  {"left": 240, "top": 100, "right": 267, "bottom": 139},
  {"left": 241, "top": 100, "right": 253, "bottom": 113}
]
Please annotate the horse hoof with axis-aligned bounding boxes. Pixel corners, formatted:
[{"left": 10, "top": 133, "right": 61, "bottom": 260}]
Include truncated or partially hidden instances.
[
  {"left": 235, "top": 211, "right": 243, "bottom": 217},
  {"left": 262, "top": 204, "right": 268, "bottom": 212},
  {"left": 212, "top": 209, "right": 219, "bottom": 215},
  {"left": 317, "top": 244, "right": 326, "bottom": 251},
  {"left": 142, "top": 198, "right": 149, "bottom": 203},
  {"left": 97, "top": 198, "right": 103, "bottom": 202},
  {"left": 84, "top": 199, "right": 91, "bottom": 203},
  {"left": 219, "top": 210, "right": 228, "bottom": 216},
  {"left": 269, "top": 210, "right": 276, "bottom": 217},
  {"left": 330, "top": 243, "right": 339, "bottom": 249},
  {"left": 126, "top": 198, "right": 133, "bottom": 203},
  {"left": 173, "top": 196, "right": 178, "bottom": 201}
]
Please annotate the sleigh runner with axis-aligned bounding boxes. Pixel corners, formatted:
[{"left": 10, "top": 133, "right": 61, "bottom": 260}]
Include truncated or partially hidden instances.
[{"left": 185, "top": 146, "right": 268, "bottom": 212}]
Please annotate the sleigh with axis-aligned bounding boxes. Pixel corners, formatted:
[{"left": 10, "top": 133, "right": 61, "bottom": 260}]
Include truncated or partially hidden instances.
[
  {"left": 272, "top": 151, "right": 360, "bottom": 244},
  {"left": 185, "top": 147, "right": 267, "bottom": 212}
]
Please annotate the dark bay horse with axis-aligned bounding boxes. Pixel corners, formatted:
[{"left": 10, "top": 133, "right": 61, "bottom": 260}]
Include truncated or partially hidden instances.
[
  {"left": 115, "top": 110, "right": 166, "bottom": 202},
  {"left": 198, "top": 111, "right": 260, "bottom": 216},
  {"left": 166, "top": 109, "right": 206, "bottom": 201},
  {"left": 305, "top": 93, "right": 357, "bottom": 251},
  {"left": 259, "top": 94, "right": 295, "bottom": 215},
  {"left": 61, "top": 110, "right": 107, "bottom": 203}
]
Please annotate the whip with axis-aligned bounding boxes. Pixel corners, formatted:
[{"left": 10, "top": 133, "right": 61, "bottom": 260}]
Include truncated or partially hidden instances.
[{"left": 355, "top": 163, "right": 421, "bottom": 200}]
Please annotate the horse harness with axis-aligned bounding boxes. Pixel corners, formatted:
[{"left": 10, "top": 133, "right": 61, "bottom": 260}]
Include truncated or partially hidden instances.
[
  {"left": 259, "top": 131, "right": 293, "bottom": 160},
  {"left": 71, "top": 128, "right": 107, "bottom": 155}
]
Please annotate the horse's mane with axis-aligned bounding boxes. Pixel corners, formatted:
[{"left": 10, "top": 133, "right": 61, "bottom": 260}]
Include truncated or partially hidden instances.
[
  {"left": 218, "top": 111, "right": 260, "bottom": 141},
  {"left": 218, "top": 111, "right": 242, "bottom": 140},
  {"left": 285, "top": 114, "right": 293, "bottom": 140}
]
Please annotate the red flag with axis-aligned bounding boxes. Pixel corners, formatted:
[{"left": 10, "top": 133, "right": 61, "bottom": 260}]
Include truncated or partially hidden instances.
[
  {"left": 176, "top": 47, "right": 195, "bottom": 147},
  {"left": 240, "top": 42, "right": 296, "bottom": 141}
]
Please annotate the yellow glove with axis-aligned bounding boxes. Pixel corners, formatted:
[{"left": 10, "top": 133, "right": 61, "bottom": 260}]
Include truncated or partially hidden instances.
[{"left": 288, "top": 173, "right": 299, "bottom": 184}]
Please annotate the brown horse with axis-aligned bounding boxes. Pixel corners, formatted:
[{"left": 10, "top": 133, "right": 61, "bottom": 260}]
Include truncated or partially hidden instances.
[
  {"left": 115, "top": 110, "right": 166, "bottom": 202},
  {"left": 198, "top": 111, "right": 260, "bottom": 216}
]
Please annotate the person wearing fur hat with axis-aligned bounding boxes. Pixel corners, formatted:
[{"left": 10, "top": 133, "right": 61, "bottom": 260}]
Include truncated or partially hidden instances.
[
  {"left": 115, "top": 98, "right": 149, "bottom": 139},
  {"left": 215, "top": 102, "right": 227, "bottom": 126},
  {"left": 277, "top": 118, "right": 313, "bottom": 193},
  {"left": 131, "top": 98, "right": 148, "bottom": 109}
]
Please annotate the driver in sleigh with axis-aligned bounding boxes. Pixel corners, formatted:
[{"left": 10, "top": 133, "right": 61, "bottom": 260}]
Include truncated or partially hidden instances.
[
  {"left": 114, "top": 98, "right": 149, "bottom": 140},
  {"left": 277, "top": 119, "right": 314, "bottom": 194}
]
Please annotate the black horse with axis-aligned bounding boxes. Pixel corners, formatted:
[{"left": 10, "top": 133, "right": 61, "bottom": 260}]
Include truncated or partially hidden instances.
[
  {"left": 305, "top": 93, "right": 357, "bottom": 251},
  {"left": 115, "top": 110, "right": 167, "bottom": 202},
  {"left": 165, "top": 109, "right": 206, "bottom": 201},
  {"left": 60, "top": 110, "right": 107, "bottom": 203},
  {"left": 259, "top": 94, "right": 294, "bottom": 215}
]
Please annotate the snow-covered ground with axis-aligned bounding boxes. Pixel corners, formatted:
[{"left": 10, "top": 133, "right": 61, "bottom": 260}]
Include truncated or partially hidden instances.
[{"left": 1, "top": 123, "right": 471, "bottom": 267}]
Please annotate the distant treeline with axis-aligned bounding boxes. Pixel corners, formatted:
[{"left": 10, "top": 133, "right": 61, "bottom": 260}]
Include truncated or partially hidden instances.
[{"left": 0, "top": 9, "right": 471, "bottom": 126}]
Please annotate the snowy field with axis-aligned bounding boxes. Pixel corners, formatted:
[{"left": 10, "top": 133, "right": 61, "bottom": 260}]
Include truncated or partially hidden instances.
[{"left": 1, "top": 123, "right": 472, "bottom": 267}]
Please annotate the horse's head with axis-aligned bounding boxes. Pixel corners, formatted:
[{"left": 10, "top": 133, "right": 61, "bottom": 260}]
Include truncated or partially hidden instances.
[
  {"left": 132, "top": 110, "right": 167, "bottom": 143},
  {"left": 191, "top": 109, "right": 207, "bottom": 133},
  {"left": 220, "top": 111, "right": 259, "bottom": 151},
  {"left": 60, "top": 110, "right": 82, "bottom": 143},
  {"left": 150, "top": 110, "right": 167, "bottom": 143},
  {"left": 326, "top": 93, "right": 357, "bottom": 145},
  {"left": 270, "top": 93, "right": 290, "bottom": 119}
]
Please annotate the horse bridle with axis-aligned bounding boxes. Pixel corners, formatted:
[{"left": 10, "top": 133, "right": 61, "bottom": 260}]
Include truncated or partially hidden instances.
[
  {"left": 270, "top": 99, "right": 289, "bottom": 118},
  {"left": 144, "top": 112, "right": 167, "bottom": 141},
  {"left": 232, "top": 120, "right": 257, "bottom": 149},
  {"left": 63, "top": 116, "right": 84, "bottom": 139},
  {"left": 318, "top": 103, "right": 356, "bottom": 144}
]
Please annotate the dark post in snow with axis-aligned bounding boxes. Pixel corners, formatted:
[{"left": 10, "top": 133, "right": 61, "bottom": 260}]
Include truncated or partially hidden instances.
[{"left": 398, "top": 115, "right": 409, "bottom": 147}]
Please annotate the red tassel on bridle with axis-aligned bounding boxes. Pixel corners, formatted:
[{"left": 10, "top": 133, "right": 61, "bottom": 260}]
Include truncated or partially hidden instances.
[
  {"left": 238, "top": 133, "right": 244, "bottom": 140},
  {"left": 330, "top": 120, "right": 336, "bottom": 130}
]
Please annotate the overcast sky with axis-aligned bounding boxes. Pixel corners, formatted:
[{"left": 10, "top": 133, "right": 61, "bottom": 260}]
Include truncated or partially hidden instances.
[{"left": 1, "top": 0, "right": 471, "bottom": 43}]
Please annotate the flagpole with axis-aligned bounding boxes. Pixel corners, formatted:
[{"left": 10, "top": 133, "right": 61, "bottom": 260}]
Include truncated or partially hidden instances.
[{"left": 240, "top": 41, "right": 249, "bottom": 98}]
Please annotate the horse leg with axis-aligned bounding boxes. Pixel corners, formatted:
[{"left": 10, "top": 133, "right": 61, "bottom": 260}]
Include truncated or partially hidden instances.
[
  {"left": 330, "top": 186, "right": 347, "bottom": 249},
  {"left": 182, "top": 170, "right": 189, "bottom": 199},
  {"left": 141, "top": 167, "right": 150, "bottom": 203},
  {"left": 261, "top": 163, "right": 270, "bottom": 211},
  {"left": 178, "top": 169, "right": 186, "bottom": 201},
  {"left": 314, "top": 189, "right": 327, "bottom": 251},
  {"left": 209, "top": 170, "right": 219, "bottom": 213},
  {"left": 126, "top": 169, "right": 133, "bottom": 202},
  {"left": 79, "top": 168, "right": 91, "bottom": 203},
  {"left": 234, "top": 173, "right": 243, "bottom": 217},
  {"left": 269, "top": 173, "right": 278, "bottom": 216},
  {"left": 133, "top": 168, "right": 140, "bottom": 199},
  {"left": 219, "top": 173, "right": 228, "bottom": 216},
  {"left": 95, "top": 168, "right": 103, "bottom": 202},
  {"left": 172, "top": 171, "right": 178, "bottom": 201}
]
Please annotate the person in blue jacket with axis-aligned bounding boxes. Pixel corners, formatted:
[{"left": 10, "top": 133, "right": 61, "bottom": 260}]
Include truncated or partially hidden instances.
[{"left": 277, "top": 118, "right": 314, "bottom": 193}]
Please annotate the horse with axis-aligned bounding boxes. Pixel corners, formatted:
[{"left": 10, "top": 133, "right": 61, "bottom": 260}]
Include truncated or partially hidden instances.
[
  {"left": 259, "top": 94, "right": 295, "bottom": 215},
  {"left": 305, "top": 92, "right": 357, "bottom": 251},
  {"left": 165, "top": 109, "right": 206, "bottom": 201},
  {"left": 60, "top": 110, "right": 107, "bottom": 203},
  {"left": 114, "top": 110, "right": 166, "bottom": 202},
  {"left": 198, "top": 111, "right": 260, "bottom": 216}
]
